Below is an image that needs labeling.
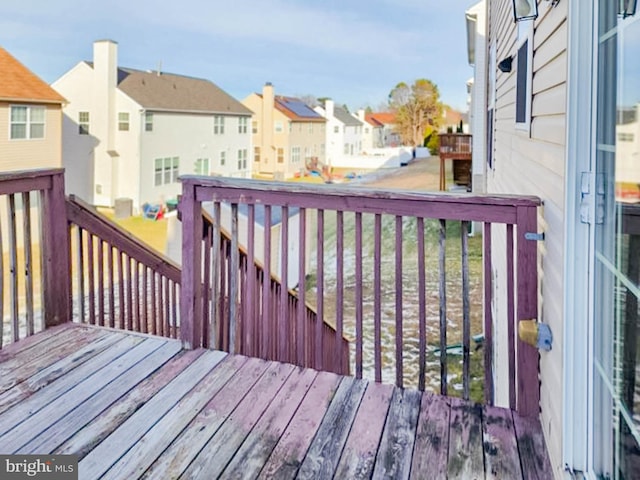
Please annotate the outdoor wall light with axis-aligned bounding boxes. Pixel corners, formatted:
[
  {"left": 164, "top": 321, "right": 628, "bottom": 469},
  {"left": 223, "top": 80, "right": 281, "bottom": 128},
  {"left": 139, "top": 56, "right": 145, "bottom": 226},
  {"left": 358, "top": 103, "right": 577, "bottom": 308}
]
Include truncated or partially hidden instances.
[
  {"left": 512, "top": 0, "right": 538, "bottom": 22},
  {"left": 498, "top": 56, "right": 513, "bottom": 73},
  {"left": 620, "top": 0, "right": 637, "bottom": 17}
]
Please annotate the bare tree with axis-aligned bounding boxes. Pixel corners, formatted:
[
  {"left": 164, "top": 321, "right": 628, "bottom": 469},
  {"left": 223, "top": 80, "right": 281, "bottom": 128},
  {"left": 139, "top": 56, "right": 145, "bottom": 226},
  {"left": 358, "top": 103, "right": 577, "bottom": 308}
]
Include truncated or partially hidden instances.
[
  {"left": 298, "top": 94, "right": 319, "bottom": 108},
  {"left": 388, "top": 79, "right": 443, "bottom": 146}
]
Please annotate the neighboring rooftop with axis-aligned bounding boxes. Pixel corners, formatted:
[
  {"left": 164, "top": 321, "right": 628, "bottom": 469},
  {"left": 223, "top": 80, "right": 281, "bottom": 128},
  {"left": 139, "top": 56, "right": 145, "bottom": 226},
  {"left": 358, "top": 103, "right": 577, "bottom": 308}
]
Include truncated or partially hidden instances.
[
  {"left": 0, "top": 47, "right": 66, "bottom": 104},
  {"left": 274, "top": 96, "right": 325, "bottom": 123},
  {"left": 85, "top": 62, "right": 252, "bottom": 115},
  {"left": 366, "top": 112, "right": 396, "bottom": 126},
  {"left": 333, "top": 105, "right": 363, "bottom": 127}
]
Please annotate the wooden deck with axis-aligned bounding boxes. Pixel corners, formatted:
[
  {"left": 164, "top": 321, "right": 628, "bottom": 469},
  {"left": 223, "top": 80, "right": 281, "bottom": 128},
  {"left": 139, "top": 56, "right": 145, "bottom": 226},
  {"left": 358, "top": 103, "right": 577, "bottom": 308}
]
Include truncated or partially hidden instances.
[{"left": 0, "top": 325, "right": 552, "bottom": 479}]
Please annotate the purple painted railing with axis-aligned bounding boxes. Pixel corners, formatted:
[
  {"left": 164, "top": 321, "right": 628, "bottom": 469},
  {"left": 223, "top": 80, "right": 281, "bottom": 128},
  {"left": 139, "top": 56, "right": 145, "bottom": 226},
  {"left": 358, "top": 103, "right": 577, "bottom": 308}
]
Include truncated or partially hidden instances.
[
  {"left": 0, "top": 169, "right": 69, "bottom": 348},
  {"left": 201, "top": 210, "right": 350, "bottom": 374},
  {"left": 66, "top": 195, "right": 181, "bottom": 337},
  {"left": 180, "top": 176, "right": 542, "bottom": 417}
]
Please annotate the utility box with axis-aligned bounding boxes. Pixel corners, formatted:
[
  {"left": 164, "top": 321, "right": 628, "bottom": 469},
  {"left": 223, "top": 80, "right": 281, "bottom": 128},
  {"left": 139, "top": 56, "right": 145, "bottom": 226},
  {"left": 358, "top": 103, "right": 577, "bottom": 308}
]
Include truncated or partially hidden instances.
[{"left": 114, "top": 197, "right": 133, "bottom": 219}]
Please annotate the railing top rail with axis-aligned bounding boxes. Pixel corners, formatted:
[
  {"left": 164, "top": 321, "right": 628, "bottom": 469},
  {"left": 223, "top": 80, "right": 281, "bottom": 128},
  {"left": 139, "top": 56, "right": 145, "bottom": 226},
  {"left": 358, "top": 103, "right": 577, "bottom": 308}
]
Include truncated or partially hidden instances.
[
  {"left": 181, "top": 176, "right": 541, "bottom": 224},
  {"left": 0, "top": 168, "right": 65, "bottom": 183},
  {"left": 66, "top": 194, "right": 181, "bottom": 283}
]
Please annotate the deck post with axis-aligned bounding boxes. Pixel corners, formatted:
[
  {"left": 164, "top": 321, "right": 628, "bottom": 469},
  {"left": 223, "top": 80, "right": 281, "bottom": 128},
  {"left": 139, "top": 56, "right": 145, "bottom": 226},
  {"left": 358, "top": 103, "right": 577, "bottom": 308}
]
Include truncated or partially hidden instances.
[
  {"left": 180, "top": 181, "right": 203, "bottom": 349},
  {"left": 43, "top": 171, "right": 70, "bottom": 327},
  {"left": 516, "top": 205, "right": 540, "bottom": 417}
]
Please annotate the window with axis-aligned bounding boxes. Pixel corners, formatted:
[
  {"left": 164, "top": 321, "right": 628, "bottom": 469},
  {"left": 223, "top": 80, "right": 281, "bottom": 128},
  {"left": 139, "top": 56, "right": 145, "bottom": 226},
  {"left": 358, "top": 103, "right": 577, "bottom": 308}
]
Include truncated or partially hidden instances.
[
  {"left": 10, "top": 106, "right": 45, "bottom": 139},
  {"left": 220, "top": 151, "right": 226, "bottom": 166},
  {"left": 277, "top": 147, "right": 284, "bottom": 163},
  {"left": 275, "top": 121, "right": 283, "bottom": 133},
  {"left": 618, "top": 132, "right": 634, "bottom": 142},
  {"left": 252, "top": 121, "right": 258, "bottom": 134},
  {"left": 78, "top": 111, "right": 90, "bottom": 135},
  {"left": 309, "top": 123, "right": 313, "bottom": 133},
  {"left": 238, "top": 117, "right": 248, "bottom": 134},
  {"left": 334, "top": 125, "right": 339, "bottom": 134},
  {"left": 195, "top": 158, "right": 209, "bottom": 175},
  {"left": 145, "top": 112, "right": 153, "bottom": 132},
  {"left": 365, "top": 127, "right": 370, "bottom": 134},
  {"left": 214, "top": 116, "right": 225, "bottom": 134},
  {"left": 515, "top": 21, "right": 533, "bottom": 131},
  {"left": 254, "top": 147, "right": 261, "bottom": 163},
  {"left": 344, "top": 144, "right": 350, "bottom": 155},
  {"left": 154, "top": 157, "right": 179, "bottom": 186},
  {"left": 237, "top": 149, "right": 247, "bottom": 169},
  {"left": 118, "top": 112, "right": 129, "bottom": 131},
  {"left": 291, "top": 146, "right": 300, "bottom": 163},
  {"left": 321, "top": 144, "right": 325, "bottom": 155}
]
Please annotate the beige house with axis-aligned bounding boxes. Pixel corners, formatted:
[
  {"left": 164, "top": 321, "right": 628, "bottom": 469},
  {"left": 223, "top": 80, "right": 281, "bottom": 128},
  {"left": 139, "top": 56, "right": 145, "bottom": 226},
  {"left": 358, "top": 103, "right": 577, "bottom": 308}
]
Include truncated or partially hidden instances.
[
  {"left": 0, "top": 47, "right": 65, "bottom": 170},
  {"left": 483, "top": 0, "right": 640, "bottom": 478},
  {"left": 243, "top": 84, "right": 326, "bottom": 179}
]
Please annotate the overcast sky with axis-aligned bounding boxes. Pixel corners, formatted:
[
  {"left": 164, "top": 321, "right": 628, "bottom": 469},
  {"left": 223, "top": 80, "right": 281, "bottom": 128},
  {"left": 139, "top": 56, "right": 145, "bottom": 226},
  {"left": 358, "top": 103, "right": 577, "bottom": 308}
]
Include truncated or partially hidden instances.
[{"left": 1, "top": 0, "right": 476, "bottom": 111}]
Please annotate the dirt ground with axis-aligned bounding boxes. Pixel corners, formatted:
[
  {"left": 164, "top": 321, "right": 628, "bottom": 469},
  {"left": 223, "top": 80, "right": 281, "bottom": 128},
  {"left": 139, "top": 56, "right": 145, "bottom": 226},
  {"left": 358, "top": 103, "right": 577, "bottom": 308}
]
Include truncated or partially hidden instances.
[{"left": 356, "top": 155, "right": 448, "bottom": 192}]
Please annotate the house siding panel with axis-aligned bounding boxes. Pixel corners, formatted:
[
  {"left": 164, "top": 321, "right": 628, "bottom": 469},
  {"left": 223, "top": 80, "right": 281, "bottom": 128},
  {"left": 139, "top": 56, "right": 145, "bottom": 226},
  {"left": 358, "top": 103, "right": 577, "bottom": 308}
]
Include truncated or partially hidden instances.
[
  {"left": 0, "top": 103, "right": 62, "bottom": 170},
  {"left": 488, "top": 0, "right": 567, "bottom": 477}
]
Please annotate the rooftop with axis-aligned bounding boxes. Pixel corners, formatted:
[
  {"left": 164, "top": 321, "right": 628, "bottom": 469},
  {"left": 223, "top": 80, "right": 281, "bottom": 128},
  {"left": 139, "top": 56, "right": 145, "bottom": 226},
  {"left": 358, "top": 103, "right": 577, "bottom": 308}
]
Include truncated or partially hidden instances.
[{"left": 0, "top": 47, "right": 66, "bottom": 104}]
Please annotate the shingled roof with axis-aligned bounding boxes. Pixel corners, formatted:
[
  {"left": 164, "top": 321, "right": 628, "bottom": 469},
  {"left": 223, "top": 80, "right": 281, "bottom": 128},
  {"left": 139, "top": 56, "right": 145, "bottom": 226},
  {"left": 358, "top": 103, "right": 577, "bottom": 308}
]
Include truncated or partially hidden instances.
[
  {"left": 0, "top": 47, "right": 65, "bottom": 104},
  {"left": 333, "top": 105, "right": 362, "bottom": 127},
  {"left": 273, "top": 95, "right": 326, "bottom": 122},
  {"left": 85, "top": 62, "right": 252, "bottom": 115}
]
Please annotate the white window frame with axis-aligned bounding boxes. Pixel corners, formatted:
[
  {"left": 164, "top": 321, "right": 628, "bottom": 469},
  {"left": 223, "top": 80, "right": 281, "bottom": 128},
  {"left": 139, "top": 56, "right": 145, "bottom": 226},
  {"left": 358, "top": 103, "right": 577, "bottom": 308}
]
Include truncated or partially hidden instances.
[
  {"left": 118, "top": 112, "right": 129, "bottom": 131},
  {"left": 254, "top": 146, "right": 260, "bottom": 163},
  {"left": 291, "top": 146, "right": 300, "bottom": 163},
  {"left": 238, "top": 117, "right": 248, "bottom": 134},
  {"left": 214, "top": 116, "right": 225, "bottom": 135},
  {"left": 195, "top": 158, "right": 209, "bottom": 175},
  {"left": 252, "top": 120, "right": 258, "bottom": 134},
  {"left": 220, "top": 150, "right": 226, "bottom": 166},
  {"left": 10, "top": 105, "right": 45, "bottom": 140},
  {"left": 154, "top": 157, "right": 179, "bottom": 186},
  {"left": 78, "top": 111, "right": 90, "bottom": 135},
  {"left": 275, "top": 121, "right": 283, "bottom": 133},
  {"left": 145, "top": 112, "right": 153, "bottom": 132},
  {"left": 515, "top": 20, "right": 534, "bottom": 132},
  {"left": 277, "top": 147, "right": 284, "bottom": 164}
]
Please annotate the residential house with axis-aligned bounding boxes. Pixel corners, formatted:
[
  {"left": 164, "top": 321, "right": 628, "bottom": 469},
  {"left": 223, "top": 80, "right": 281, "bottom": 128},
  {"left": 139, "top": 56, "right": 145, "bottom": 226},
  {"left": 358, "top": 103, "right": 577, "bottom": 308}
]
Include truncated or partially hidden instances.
[
  {"left": 0, "top": 47, "right": 65, "bottom": 171},
  {"left": 243, "top": 83, "right": 326, "bottom": 179},
  {"left": 354, "top": 109, "right": 376, "bottom": 151},
  {"left": 481, "top": 1, "right": 640, "bottom": 478},
  {"left": 313, "top": 100, "right": 363, "bottom": 166},
  {"left": 365, "top": 112, "right": 401, "bottom": 147},
  {"left": 53, "top": 40, "right": 253, "bottom": 210}
]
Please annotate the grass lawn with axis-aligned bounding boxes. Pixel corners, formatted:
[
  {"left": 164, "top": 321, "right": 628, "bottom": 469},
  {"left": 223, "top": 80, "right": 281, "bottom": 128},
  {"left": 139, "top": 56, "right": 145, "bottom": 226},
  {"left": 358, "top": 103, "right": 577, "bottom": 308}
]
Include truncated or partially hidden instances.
[{"left": 98, "top": 208, "right": 169, "bottom": 255}]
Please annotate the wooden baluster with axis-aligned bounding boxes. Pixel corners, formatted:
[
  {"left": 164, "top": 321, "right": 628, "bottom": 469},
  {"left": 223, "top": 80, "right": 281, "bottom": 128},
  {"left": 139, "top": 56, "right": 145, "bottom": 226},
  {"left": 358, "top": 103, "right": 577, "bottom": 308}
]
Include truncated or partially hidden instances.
[
  {"left": 126, "top": 254, "right": 133, "bottom": 330},
  {"left": 150, "top": 269, "right": 156, "bottom": 335},
  {"left": 395, "top": 215, "right": 403, "bottom": 388},
  {"left": 374, "top": 214, "right": 382, "bottom": 383},
  {"left": 202, "top": 222, "right": 212, "bottom": 348},
  {"left": 117, "top": 250, "right": 125, "bottom": 330},
  {"left": 211, "top": 202, "right": 221, "bottom": 349},
  {"left": 507, "top": 223, "right": 515, "bottom": 410},
  {"left": 22, "top": 193, "right": 34, "bottom": 336},
  {"left": 439, "top": 219, "right": 447, "bottom": 396},
  {"left": 316, "top": 209, "right": 324, "bottom": 371},
  {"left": 0, "top": 207, "right": 4, "bottom": 347},
  {"left": 417, "top": 217, "right": 426, "bottom": 391},
  {"left": 108, "top": 243, "right": 115, "bottom": 328},
  {"left": 297, "top": 208, "right": 306, "bottom": 367},
  {"left": 97, "top": 237, "right": 105, "bottom": 326},
  {"left": 171, "top": 281, "right": 177, "bottom": 339},
  {"left": 461, "top": 220, "right": 470, "bottom": 401},
  {"left": 87, "top": 233, "right": 96, "bottom": 326},
  {"left": 8, "top": 195, "right": 19, "bottom": 341},
  {"left": 355, "top": 212, "right": 363, "bottom": 379},
  {"left": 247, "top": 204, "right": 256, "bottom": 357},
  {"left": 336, "top": 210, "right": 344, "bottom": 376},
  {"left": 483, "top": 222, "right": 494, "bottom": 405},
  {"left": 142, "top": 265, "right": 148, "bottom": 333},
  {"left": 262, "top": 205, "right": 271, "bottom": 359},
  {"left": 279, "top": 206, "right": 289, "bottom": 363},
  {"left": 229, "top": 203, "right": 239, "bottom": 354}
]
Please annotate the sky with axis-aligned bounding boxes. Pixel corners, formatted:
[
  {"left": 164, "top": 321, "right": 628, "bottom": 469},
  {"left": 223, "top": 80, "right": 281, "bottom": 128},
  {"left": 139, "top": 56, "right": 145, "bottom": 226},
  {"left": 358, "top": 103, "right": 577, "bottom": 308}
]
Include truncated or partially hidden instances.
[{"left": 1, "top": 0, "right": 476, "bottom": 112}]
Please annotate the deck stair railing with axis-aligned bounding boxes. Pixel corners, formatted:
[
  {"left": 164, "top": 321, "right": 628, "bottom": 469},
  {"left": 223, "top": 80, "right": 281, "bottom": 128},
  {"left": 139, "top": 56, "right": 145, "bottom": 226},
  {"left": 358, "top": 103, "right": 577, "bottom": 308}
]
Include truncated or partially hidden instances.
[{"left": 180, "top": 176, "right": 542, "bottom": 417}]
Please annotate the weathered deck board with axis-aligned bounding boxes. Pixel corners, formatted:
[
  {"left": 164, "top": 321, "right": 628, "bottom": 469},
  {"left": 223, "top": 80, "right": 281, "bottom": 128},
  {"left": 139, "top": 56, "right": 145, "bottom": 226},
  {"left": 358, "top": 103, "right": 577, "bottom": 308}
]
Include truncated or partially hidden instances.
[
  {"left": 334, "top": 381, "right": 394, "bottom": 479},
  {"left": 0, "top": 325, "right": 552, "bottom": 480},
  {"left": 257, "top": 371, "right": 342, "bottom": 480},
  {"left": 410, "top": 392, "right": 451, "bottom": 480},
  {"left": 79, "top": 349, "right": 227, "bottom": 479},
  {"left": 0, "top": 331, "right": 123, "bottom": 415},
  {"left": 447, "top": 396, "right": 485, "bottom": 479},
  {"left": 483, "top": 405, "right": 523, "bottom": 479},
  {"left": 372, "top": 387, "right": 422, "bottom": 479}
]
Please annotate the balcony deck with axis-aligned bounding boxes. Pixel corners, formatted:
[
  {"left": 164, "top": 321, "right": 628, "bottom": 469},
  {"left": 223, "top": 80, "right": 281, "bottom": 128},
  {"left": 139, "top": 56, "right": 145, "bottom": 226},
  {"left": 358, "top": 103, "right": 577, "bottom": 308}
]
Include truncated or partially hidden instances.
[{"left": 0, "top": 324, "right": 552, "bottom": 479}]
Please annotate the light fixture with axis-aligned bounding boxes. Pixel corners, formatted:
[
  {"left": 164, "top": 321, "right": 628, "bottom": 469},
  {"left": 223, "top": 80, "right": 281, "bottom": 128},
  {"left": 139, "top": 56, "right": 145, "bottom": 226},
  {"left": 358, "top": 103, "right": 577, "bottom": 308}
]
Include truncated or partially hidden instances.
[
  {"left": 498, "top": 57, "right": 513, "bottom": 73},
  {"left": 512, "top": 0, "right": 538, "bottom": 22},
  {"left": 620, "top": 0, "right": 637, "bottom": 18}
]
